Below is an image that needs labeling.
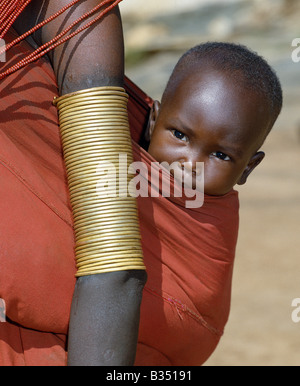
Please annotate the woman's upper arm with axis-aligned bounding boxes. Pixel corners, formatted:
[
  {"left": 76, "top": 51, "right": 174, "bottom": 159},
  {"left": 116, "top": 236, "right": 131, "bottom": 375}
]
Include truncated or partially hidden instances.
[{"left": 17, "top": 0, "right": 125, "bottom": 94}]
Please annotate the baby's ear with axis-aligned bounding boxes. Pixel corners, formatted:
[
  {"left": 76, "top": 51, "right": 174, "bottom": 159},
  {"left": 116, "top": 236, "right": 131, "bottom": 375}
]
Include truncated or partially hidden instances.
[
  {"left": 144, "top": 100, "right": 161, "bottom": 141},
  {"left": 237, "top": 151, "right": 265, "bottom": 185}
]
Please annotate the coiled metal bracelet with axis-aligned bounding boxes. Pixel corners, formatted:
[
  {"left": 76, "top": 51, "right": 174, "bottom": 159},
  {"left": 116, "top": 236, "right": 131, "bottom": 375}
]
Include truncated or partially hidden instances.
[{"left": 53, "top": 86, "right": 145, "bottom": 277}]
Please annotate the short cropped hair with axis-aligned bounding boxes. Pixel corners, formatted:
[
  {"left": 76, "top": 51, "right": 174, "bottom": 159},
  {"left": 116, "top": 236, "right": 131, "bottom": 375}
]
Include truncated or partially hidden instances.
[{"left": 162, "top": 42, "right": 283, "bottom": 131}]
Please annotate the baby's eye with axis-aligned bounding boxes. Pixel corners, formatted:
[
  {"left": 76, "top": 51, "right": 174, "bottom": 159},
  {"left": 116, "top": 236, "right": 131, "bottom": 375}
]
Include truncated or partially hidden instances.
[
  {"left": 211, "top": 151, "right": 231, "bottom": 161},
  {"left": 172, "top": 129, "right": 188, "bottom": 142}
]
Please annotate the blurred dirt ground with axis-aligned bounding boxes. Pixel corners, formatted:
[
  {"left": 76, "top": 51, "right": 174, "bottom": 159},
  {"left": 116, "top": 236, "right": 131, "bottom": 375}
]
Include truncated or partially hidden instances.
[{"left": 120, "top": 0, "right": 300, "bottom": 366}]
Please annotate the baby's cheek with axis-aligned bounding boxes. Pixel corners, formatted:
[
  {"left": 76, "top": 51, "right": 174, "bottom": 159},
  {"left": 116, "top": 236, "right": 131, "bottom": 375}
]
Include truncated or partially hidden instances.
[
  {"left": 148, "top": 141, "right": 173, "bottom": 165},
  {"left": 203, "top": 167, "right": 236, "bottom": 196}
]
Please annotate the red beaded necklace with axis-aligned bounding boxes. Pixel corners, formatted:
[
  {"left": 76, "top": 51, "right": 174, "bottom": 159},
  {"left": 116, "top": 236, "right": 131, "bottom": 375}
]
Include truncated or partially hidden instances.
[{"left": 0, "top": 0, "right": 123, "bottom": 79}]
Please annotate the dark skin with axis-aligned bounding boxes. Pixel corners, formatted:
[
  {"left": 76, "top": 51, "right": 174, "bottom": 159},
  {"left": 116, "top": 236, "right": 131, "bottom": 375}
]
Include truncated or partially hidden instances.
[
  {"left": 14, "top": 0, "right": 147, "bottom": 366},
  {"left": 147, "top": 67, "right": 272, "bottom": 196}
]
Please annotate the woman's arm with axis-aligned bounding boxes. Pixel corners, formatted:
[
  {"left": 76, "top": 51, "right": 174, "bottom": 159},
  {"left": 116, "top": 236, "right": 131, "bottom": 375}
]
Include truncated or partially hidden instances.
[
  {"left": 68, "top": 271, "right": 147, "bottom": 366},
  {"left": 16, "top": 0, "right": 125, "bottom": 94},
  {"left": 15, "top": 0, "right": 147, "bottom": 366}
]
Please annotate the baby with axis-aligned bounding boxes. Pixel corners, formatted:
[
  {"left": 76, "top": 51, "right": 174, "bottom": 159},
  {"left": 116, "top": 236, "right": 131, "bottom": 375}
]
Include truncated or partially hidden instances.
[{"left": 144, "top": 42, "right": 283, "bottom": 196}]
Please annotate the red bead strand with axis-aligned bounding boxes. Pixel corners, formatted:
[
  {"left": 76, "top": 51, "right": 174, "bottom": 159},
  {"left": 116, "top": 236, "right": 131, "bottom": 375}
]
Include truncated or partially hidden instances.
[
  {"left": 0, "top": 0, "right": 33, "bottom": 40},
  {"left": 0, "top": 0, "right": 123, "bottom": 80},
  {"left": 0, "top": 0, "right": 82, "bottom": 55}
]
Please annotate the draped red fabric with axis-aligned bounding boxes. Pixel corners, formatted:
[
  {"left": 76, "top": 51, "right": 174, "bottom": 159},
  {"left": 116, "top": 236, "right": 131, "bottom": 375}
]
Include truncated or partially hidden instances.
[{"left": 0, "top": 30, "right": 239, "bottom": 366}]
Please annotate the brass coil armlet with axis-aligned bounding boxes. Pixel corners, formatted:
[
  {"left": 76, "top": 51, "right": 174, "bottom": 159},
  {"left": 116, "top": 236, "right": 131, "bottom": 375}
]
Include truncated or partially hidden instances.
[{"left": 54, "top": 87, "right": 145, "bottom": 277}]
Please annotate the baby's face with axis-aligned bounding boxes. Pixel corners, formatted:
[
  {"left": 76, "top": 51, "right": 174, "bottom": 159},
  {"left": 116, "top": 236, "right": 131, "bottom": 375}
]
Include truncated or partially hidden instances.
[{"left": 147, "top": 68, "right": 271, "bottom": 195}]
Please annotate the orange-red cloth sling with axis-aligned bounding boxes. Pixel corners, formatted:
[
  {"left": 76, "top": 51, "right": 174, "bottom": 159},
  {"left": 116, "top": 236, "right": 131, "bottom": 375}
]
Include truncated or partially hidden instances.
[{"left": 0, "top": 29, "right": 239, "bottom": 366}]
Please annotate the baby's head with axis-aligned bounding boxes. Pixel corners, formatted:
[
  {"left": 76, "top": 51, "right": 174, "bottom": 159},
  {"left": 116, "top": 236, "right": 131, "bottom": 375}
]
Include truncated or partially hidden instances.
[{"left": 146, "top": 42, "right": 283, "bottom": 196}]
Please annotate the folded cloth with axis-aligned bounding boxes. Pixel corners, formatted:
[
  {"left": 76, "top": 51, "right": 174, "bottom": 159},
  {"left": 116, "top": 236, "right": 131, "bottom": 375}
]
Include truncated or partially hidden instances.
[
  {"left": 0, "top": 29, "right": 239, "bottom": 366},
  {"left": 132, "top": 140, "right": 239, "bottom": 365}
]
